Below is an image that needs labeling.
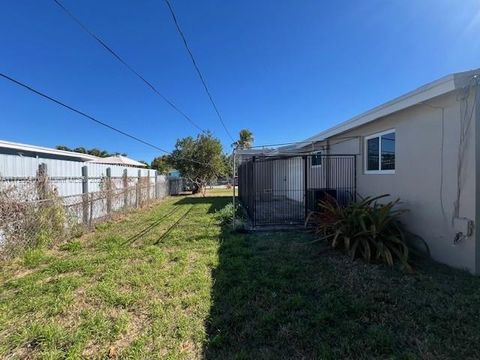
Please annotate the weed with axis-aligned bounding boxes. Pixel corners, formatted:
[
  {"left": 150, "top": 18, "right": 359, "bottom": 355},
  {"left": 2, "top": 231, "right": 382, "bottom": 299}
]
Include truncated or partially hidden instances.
[
  {"left": 59, "top": 240, "right": 82, "bottom": 252},
  {"left": 22, "top": 248, "right": 46, "bottom": 268}
]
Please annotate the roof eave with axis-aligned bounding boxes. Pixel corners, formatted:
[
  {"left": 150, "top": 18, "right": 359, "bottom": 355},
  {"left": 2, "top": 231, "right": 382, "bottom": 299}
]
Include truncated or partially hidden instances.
[{"left": 298, "top": 70, "right": 480, "bottom": 147}]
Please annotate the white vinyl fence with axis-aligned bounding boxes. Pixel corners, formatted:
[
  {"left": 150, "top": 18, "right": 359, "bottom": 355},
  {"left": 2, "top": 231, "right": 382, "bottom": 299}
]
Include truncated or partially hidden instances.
[{"left": 0, "top": 154, "right": 172, "bottom": 258}]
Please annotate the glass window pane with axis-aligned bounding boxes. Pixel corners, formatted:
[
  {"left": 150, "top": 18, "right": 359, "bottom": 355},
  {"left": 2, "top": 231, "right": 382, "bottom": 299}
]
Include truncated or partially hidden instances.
[
  {"left": 367, "top": 137, "right": 379, "bottom": 170},
  {"left": 312, "top": 152, "right": 322, "bottom": 166},
  {"left": 381, "top": 132, "right": 395, "bottom": 170}
]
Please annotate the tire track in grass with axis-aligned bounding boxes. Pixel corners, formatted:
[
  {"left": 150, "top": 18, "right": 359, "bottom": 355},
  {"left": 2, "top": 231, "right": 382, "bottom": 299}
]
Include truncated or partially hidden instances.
[
  {"left": 123, "top": 205, "right": 183, "bottom": 246},
  {"left": 153, "top": 205, "right": 195, "bottom": 245}
]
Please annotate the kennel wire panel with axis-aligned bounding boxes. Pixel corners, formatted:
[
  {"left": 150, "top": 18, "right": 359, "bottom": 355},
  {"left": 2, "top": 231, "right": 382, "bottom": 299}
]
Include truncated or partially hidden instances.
[{"left": 238, "top": 154, "right": 356, "bottom": 227}]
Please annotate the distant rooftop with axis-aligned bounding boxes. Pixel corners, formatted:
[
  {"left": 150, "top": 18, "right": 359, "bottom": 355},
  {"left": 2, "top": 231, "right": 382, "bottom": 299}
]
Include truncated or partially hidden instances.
[
  {"left": 0, "top": 139, "right": 97, "bottom": 161},
  {"left": 89, "top": 155, "right": 147, "bottom": 167},
  {"left": 0, "top": 139, "right": 146, "bottom": 167}
]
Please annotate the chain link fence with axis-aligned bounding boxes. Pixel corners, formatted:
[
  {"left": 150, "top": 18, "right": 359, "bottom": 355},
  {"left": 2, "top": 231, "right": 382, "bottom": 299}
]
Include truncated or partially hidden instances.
[{"left": 0, "top": 172, "right": 170, "bottom": 259}]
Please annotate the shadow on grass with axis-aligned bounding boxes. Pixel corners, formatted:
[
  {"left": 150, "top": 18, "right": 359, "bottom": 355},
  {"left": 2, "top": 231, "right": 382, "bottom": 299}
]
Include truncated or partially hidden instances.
[
  {"left": 174, "top": 196, "right": 227, "bottom": 214},
  {"left": 194, "top": 194, "right": 347, "bottom": 358},
  {"left": 201, "top": 195, "right": 480, "bottom": 359},
  {"left": 202, "top": 219, "right": 334, "bottom": 359}
]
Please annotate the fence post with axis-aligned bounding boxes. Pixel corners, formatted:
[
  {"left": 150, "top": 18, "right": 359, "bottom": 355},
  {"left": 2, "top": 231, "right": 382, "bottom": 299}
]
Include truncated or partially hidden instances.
[
  {"left": 232, "top": 149, "right": 236, "bottom": 230},
  {"left": 106, "top": 167, "right": 112, "bottom": 215},
  {"left": 89, "top": 193, "right": 94, "bottom": 227},
  {"left": 136, "top": 170, "right": 141, "bottom": 208},
  {"left": 325, "top": 140, "right": 331, "bottom": 190},
  {"left": 304, "top": 156, "right": 308, "bottom": 221},
  {"left": 37, "top": 163, "right": 48, "bottom": 200},
  {"left": 155, "top": 171, "right": 159, "bottom": 199},
  {"left": 82, "top": 166, "right": 89, "bottom": 225},
  {"left": 123, "top": 169, "right": 128, "bottom": 208},
  {"left": 353, "top": 155, "right": 357, "bottom": 202},
  {"left": 252, "top": 156, "right": 256, "bottom": 228},
  {"left": 147, "top": 171, "right": 151, "bottom": 202}
]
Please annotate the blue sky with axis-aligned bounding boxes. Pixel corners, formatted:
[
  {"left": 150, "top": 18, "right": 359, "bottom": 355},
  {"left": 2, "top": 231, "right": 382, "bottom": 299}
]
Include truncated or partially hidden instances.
[{"left": 1, "top": 0, "right": 479, "bottom": 162}]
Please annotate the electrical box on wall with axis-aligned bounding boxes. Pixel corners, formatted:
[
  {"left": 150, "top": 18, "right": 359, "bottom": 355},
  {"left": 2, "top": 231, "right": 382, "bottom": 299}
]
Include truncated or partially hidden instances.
[{"left": 453, "top": 217, "right": 474, "bottom": 237}]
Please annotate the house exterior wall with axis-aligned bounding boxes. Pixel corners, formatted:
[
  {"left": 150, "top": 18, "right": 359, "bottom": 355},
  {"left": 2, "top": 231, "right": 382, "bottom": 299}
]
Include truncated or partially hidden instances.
[{"left": 324, "top": 90, "right": 478, "bottom": 273}]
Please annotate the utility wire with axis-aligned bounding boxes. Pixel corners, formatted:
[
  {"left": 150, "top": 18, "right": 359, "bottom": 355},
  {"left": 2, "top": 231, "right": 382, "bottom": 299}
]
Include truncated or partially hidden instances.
[
  {"left": 0, "top": 72, "right": 214, "bottom": 168},
  {"left": 247, "top": 140, "right": 312, "bottom": 149},
  {"left": 244, "top": 136, "right": 364, "bottom": 149},
  {"left": 164, "top": 0, "right": 235, "bottom": 142},
  {"left": 52, "top": 0, "right": 207, "bottom": 133}
]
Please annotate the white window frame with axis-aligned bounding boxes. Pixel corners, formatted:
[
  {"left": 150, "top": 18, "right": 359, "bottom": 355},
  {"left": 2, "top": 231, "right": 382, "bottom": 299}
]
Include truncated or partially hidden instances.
[
  {"left": 364, "top": 129, "right": 395, "bottom": 175},
  {"left": 311, "top": 151, "right": 322, "bottom": 167}
]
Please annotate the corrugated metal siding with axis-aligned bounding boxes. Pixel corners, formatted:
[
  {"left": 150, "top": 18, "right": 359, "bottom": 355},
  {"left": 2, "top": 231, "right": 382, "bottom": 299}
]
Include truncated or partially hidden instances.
[{"left": 0, "top": 154, "right": 159, "bottom": 197}]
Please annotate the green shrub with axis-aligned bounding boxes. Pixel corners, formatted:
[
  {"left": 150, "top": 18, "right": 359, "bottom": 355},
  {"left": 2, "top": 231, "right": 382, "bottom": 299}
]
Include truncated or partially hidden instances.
[
  {"left": 215, "top": 203, "right": 237, "bottom": 226},
  {"left": 215, "top": 203, "right": 245, "bottom": 229},
  {"left": 306, "top": 194, "right": 418, "bottom": 271}
]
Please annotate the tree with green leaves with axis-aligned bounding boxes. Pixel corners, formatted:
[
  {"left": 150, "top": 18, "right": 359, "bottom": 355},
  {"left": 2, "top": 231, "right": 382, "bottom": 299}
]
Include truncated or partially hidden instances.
[
  {"left": 138, "top": 160, "right": 150, "bottom": 169},
  {"left": 55, "top": 145, "right": 127, "bottom": 158},
  {"left": 170, "top": 132, "right": 226, "bottom": 196},
  {"left": 55, "top": 145, "right": 72, "bottom": 152},
  {"left": 151, "top": 155, "right": 172, "bottom": 174},
  {"left": 222, "top": 153, "right": 234, "bottom": 179},
  {"left": 88, "top": 148, "right": 109, "bottom": 158},
  {"left": 235, "top": 129, "right": 254, "bottom": 149},
  {"left": 73, "top": 147, "right": 86, "bottom": 154}
]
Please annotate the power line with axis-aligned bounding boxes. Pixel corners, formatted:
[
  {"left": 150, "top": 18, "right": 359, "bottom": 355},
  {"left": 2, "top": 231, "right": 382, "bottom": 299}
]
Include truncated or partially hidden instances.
[
  {"left": 247, "top": 140, "right": 311, "bottom": 149},
  {"left": 237, "top": 135, "right": 365, "bottom": 151},
  {"left": 0, "top": 72, "right": 214, "bottom": 168},
  {"left": 163, "top": 0, "right": 235, "bottom": 143},
  {"left": 52, "top": 0, "right": 207, "bottom": 134}
]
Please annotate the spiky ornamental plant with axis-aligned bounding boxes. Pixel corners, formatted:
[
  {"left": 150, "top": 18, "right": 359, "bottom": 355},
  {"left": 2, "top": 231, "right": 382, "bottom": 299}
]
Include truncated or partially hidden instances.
[{"left": 306, "top": 194, "right": 414, "bottom": 271}]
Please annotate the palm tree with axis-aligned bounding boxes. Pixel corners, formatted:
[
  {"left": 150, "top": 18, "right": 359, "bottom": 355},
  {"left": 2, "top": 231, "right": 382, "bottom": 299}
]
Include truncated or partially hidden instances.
[{"left": 236, "top": 129, "right": 254, "bottom": 149}]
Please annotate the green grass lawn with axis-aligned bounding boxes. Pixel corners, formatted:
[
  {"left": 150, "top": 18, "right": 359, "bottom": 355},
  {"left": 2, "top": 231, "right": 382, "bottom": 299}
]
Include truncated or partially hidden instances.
[{"left": 1, "top": 190, "right": 480, "bottom": 359}]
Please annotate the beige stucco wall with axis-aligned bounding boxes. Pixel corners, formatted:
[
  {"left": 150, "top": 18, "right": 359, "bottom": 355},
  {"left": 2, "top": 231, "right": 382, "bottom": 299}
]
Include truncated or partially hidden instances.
[{"left": 323, "top": 90, "right": 478, "bottom": 273}]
